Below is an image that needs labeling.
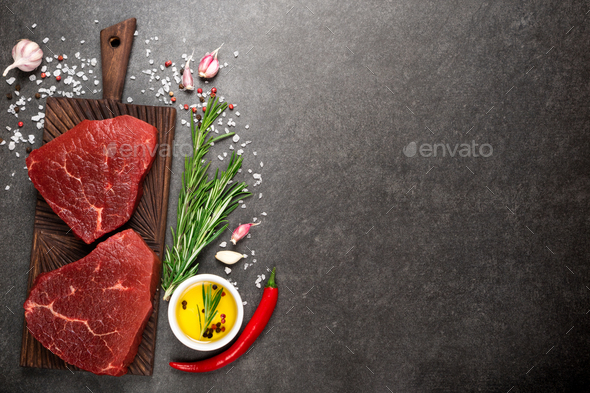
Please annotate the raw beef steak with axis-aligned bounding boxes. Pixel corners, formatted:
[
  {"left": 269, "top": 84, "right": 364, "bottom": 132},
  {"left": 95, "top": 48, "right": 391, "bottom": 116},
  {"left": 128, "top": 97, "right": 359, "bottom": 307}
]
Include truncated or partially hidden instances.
[
  {"left": 24, "top": 229, "right": 160, "bottom": 376},
  {"left": 26, "top": 115, "right": 158, "bottom": 244}
]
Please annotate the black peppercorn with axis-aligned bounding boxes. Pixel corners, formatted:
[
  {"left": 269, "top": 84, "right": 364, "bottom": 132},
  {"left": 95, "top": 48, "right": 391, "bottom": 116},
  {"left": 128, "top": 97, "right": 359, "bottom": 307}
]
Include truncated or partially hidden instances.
[
  {"left": 14, "top": 107, "right": 19, "bottom": 113},
  {"left": 180, "top": 68, "right": 184, "bottom": 75},
  {"left": 182, "top": 300, "right": 187, "bottom": 310},
  {"left": 212, "top": 284, "right": 218, "bottom": 290},
  {"left": 196, "top": 114, "right": 202, "bottom": 120},
  {"left": 199, "top": 97, "right": 205, "bottom": 103},
  {"left": 35, "top": 93, "right": 41, "bottom": 99},
  {"left": 15, "top": 84, "right": 20, "bottom": 91},
  {"left": 179, "top": 83, "right": 184, "bottom": 90},
  {"left": 215, "top": 328, "right": 221, "bottom": 333},
  {"left": 26, "top": 146, "right": 32, "bottom": 153},
  {"left": 6, "top": 93, "right": 12, "bottom": 100}
]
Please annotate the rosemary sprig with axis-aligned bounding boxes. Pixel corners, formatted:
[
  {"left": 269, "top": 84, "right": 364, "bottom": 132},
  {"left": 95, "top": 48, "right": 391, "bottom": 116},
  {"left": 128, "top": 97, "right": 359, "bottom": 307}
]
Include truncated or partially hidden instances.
[
  {"left": 162, "top": 96, "right": 250, "bottom": 300},
  {"left": 197, "top": 284, "right": 223, "bottom": 338}
]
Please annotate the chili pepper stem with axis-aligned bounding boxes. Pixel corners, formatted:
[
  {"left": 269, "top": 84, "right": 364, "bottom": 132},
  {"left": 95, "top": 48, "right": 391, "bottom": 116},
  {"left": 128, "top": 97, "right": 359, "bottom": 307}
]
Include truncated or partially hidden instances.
[{"left": 265, "top": 267, "right": 277, "bottom": 288}]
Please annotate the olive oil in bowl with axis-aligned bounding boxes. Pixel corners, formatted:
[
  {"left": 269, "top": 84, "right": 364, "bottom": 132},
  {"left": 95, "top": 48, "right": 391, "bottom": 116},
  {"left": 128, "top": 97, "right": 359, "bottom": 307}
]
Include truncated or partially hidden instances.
[{"left": 176, "top": 282, "right": 237, "bottom": 343}]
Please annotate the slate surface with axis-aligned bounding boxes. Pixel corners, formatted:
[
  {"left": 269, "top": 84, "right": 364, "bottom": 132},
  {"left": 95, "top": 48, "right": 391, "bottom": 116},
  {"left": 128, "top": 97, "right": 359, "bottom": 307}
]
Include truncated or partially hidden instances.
[{"left": 1, "top": 1, "right": 590, "bottom": 392}]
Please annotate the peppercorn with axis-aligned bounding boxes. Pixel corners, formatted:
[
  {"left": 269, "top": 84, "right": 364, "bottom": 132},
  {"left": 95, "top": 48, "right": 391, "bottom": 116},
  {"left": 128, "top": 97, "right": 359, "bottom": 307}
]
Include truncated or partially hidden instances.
[
  {"left": 202, "top": 107, "right": 206, "bottom": 112},
  {"left": 41, "top": 72, "right": 46, "bottom": 79},
  {"left": 212, "top": 285, "right": 218, "bottom": 290},
  {"left": 229, "top": 104, "right": 234, "bottom": 110},
  {"left": 202, "top": 309, "right": 205, "bottom": 313},
  {"left": 220, "top": 314, "right": 226, "bottom": 318},
  {"left": 211, "top": 93, "right": 216, "bottom": 98},
  {"left": 192, "top": 107, "right": 197, "bottom": 113},
  {"left": 199, "top": 97, "right": 205, "bottom": 103},
  {"left": 197, "top": 122, "right": 202, "bottom": 128},
  {"left": 216, "top": 328, "right": 221, "bottom": 333},
  {"left": 221, "top": 291, "right": 226, "bottom": 297},
  {"left": 56, "top": 76, "right": 61, "bottom": 82},
  {"left": 26, "top": 146, "right": 32, "bottom": 153},
  {"left": 221, "top": 326, "right": 225, "bottom": 332},
  {"left": 207, "top": 333, "right": 213, "bottom": 339},
  {"left": 165, "top": 60, "right": 172, "bottom": 67},
  {"left": 196, "top": 114, "right": 202, "bottom": 120},
  {"left": 180, "top": 68, "right": 184, "bottom": 75},
  {"left": 18, "top": 121, "right": 24, "bottom": 127},
  {"left": 169, "top": 91, "right": 174, "bottom": 97},
  {"left": 6, "top": 93, "right": 12, "bottom": 100},
  {"left": 179, "top": 83, "right": 184, "bottom": 89},
  {"left": 35, "top": 93, "right": 41, "bottom": 99},
  {"left": 58, "top": 55, "right": 64, "bottom": 61},
  {"left": 211, "top": 87, "right": 217, "bottom": 94},
  {"left": 15, "top": 84, "right": 20, "bottom": 91},
  {"left": 171, "top": 97, "right": 176, "bottom": 102},
  {"left": 197, "top": 88, "right": 203, "bottom": 94},
  {"left": 0, "top": 137, "right": 3, "bottom": 144},
  {"left": 182, "top": 300, "right": 187, "bottom": 310},
  {"left": 216, "top": 322, "right": 221, "bottom": 327},
  {"left": 14, "top": 107, "right": 19, "bottom": 113}
]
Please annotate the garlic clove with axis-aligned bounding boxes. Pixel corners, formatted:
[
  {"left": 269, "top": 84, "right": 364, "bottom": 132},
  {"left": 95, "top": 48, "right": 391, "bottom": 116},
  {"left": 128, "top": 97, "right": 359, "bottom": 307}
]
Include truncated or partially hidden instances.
[
  {"left": 230, "top": 222, "right": 260, "bottom": 245},
  {"left": 3, "top": 39, "right": 43, "bottom": 77},
  {"left": 198, "top": 44, "right": 223, "bottom": 79},
  {"left": 215, "top": 250, "right": 245, "bottom": 265},
  {"left": 182, "top": 50, "right": 194, "bottom": 90}
]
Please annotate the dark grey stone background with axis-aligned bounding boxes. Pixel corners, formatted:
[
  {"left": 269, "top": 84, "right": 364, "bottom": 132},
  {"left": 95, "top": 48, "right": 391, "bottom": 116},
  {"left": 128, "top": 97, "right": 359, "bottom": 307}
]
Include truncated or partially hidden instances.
[{"left": 1, "top": 0, "right": 590, "bottom": 392}]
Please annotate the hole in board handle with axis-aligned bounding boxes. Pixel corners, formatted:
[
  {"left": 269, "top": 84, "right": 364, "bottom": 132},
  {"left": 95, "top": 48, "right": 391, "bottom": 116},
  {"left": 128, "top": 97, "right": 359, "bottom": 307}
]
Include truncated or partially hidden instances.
[{"left": 109, "top": 36, "right": 121, "bottom": 48}]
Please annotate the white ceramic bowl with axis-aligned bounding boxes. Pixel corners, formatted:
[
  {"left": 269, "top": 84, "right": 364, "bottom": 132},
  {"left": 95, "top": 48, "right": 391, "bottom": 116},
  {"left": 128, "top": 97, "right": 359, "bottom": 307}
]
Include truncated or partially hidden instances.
[{"left": 168, "top": 274, "right": 244, "bottom": 351}]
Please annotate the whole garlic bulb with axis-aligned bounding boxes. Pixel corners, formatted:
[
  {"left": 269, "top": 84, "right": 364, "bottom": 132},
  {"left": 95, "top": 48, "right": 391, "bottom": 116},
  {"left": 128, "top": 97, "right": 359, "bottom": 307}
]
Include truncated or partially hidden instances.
[{"left": 2, "top": 39, "right": 43, "bottom": 77}]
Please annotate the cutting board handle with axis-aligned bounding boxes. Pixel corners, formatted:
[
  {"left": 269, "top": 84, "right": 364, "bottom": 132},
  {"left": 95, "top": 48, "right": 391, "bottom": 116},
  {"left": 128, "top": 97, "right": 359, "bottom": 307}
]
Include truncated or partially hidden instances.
[{"left": 100, "top": 18, "right": 136, "bottom": 101}]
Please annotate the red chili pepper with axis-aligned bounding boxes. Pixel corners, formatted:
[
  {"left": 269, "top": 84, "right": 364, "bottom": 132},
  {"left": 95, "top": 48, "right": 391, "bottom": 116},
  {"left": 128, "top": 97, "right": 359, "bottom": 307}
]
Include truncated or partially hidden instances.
[{"left": 170, "top": 267, "right": 278, "bottom": 373}]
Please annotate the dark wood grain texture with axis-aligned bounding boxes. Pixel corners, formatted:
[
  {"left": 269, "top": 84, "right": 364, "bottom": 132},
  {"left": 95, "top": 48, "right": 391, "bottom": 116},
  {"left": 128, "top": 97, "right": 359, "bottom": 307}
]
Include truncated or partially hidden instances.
[
  {"left": 20, "top": 97, "right": 176, "bottom": 376},
  {"left": 100, "top": 18, "right": 136, "bottom": 101}
]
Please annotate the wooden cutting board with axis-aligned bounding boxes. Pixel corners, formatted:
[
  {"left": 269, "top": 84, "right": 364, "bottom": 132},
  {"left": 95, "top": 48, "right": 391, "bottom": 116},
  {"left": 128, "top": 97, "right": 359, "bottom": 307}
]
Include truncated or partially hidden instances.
[{"left": 19, "top": 18, "right": 176, "bottom": 376}]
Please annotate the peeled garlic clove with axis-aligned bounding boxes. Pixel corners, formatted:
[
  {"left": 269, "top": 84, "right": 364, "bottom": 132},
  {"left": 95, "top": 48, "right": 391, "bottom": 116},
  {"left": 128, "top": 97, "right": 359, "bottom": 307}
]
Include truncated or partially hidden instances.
[
  {"left": 215, "top": 250, "right": 245, "bottom": 265},
  {"left": 3, "top": 39, "right": 43, "bottom": 77}
]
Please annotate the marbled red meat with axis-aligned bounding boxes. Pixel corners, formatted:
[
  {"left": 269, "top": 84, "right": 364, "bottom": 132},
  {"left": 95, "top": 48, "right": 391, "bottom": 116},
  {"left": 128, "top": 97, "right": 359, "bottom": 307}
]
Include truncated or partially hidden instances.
[
  {"left": 24, "top": 229, "right": 160, "bottom": 376},
  {"left": 26, "top": 115, "right": 158, "bottom": 244}
]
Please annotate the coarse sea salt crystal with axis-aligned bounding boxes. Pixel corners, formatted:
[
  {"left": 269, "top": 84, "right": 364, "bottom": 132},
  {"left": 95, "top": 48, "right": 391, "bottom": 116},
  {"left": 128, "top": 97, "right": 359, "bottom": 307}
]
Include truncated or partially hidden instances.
[
  {"left": 127, "top": 97, "right": 133, "bottom": 103},
  {"left": 245, "top": 125, "right": 250, "bottom": 129},
  {"left": 61, "top": 36, "right": 66, "bottom": 41},
  {"left": 219, "top": 241, "right": 227, "bottom": 248},
  {"left": 259, "top": 193, "right": 262, "bottom": 199},
  {"left": 94, "top": 80, "right": 99, "bottom": 85},
  {"left": 236, "top": 111, "right": 240, "bottom": 117},
  {"left": 261, "top": 212, "right": 267, "bottom": 216},
  {"left": 8, "top": 141, "right": 15, "bottom": 150},
  {"left": 29, "top": 75, "right": 36, "bottom": 81},
  {"left": 90, "top": 58, "right": 97, "bottom": 66},
  {"left": 134, "top": 30, "right": 138, "bottom": 36},
  {"left": 232, "top": 134, "right": 240, "bottom": 143},
  {"left": 225, "top": 267, "right": 232, "bottom": 275},
  {"left": 5, "top": 185, "right": 9, "bottom": 191},
  {"left": 43, "top": 37, "right": 49, "bottom": 43},
  {"left": 218, "top": 155, "right": 224, "bottom": 161},
  {"left": 234, "top": 51, "right": 239, "bottom": 57},
  {"left": 32, "top": 23, "right": 37, "bottom": 28},
  {"left": 80, "top": 40, "right": 85, "bottom": 44},
  {"left": 6, "top": 77, "right": 15, "bottom": 85},
  {"left": 130, "top": 76, "right": 136, "bottom": 80},
  {"left": 237, "top": 149, "right": 244, "bottom": 155}
]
